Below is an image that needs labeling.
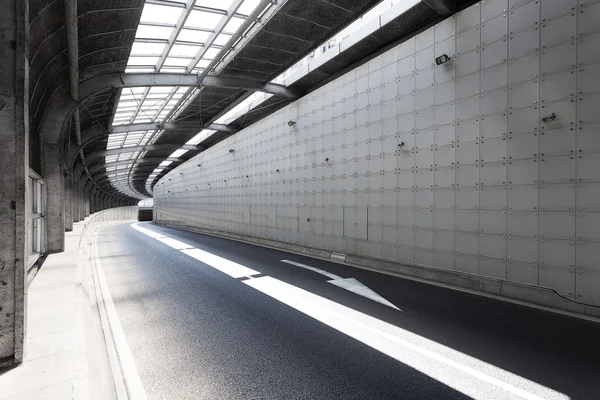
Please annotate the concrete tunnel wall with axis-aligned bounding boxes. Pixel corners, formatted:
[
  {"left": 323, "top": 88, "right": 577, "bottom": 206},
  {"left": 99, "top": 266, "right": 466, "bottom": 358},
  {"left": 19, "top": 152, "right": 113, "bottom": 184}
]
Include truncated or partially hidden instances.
[{"left": 154, "top": 0, "right": 600, "bottom": 307}]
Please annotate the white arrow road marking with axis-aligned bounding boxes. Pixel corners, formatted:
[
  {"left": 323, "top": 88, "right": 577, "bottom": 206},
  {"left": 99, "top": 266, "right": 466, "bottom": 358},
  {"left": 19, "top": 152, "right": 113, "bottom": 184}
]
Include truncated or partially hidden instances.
[
  {"left": 280, "top": 259, "right": 340, "bottom": 280},
  {"left": 281, "top": 259, "right": 400, "bottom": 310}
]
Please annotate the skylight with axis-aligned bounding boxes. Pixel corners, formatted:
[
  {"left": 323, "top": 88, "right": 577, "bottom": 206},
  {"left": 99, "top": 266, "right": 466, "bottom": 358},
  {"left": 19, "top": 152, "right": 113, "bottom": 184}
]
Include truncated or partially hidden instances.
[{"left": 108, "top": 0, "right": 270, "bottom": 198}]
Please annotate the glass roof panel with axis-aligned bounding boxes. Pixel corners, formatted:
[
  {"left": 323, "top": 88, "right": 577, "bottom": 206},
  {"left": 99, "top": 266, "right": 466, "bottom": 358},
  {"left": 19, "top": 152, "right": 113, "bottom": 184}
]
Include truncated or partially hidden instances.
[
  {"left": 131, "top": 42, "right": 166, "bottom": 56},
  {"left": 186, "top": 129, "right": 217, "bottom": 145},
  {"left": 148, "top": 86, "right": 175, "bottom": 94},
  {"left": 203, "top": 47, "right": 220, "bottom": 59},
  {"left": 170, "top": 149, "right": 189, "bottom": 158},
  {"left": 163, "top": 57, "right": 194, "bottom": 66},
  {"left": 126, "top": 67, "right": 156, "bottom": 73},
  {"left": 196, "top": 0, "right": 235, "bottom": 10},
  {"left": 195, "top": 59, "right": 211, "bottom": 68},
  {"left": 177, "top": 29, "right": 211, "bottom": 43},
  {"left": 135, "top": 25, "right": 174, "bottom": 40},
  {"left": 185, "top": 11, "right": 223, "bottom": 30},
  {"left": 140, "top": 4, "right": 183, "bottom": 24},
  {"left": 127, "top": 56, "right": 160, "bottom": 66},
  {"left": 238, "top": 0, "right": 261, "bottom": 15},
  {"left": 170, "top": 44, "right": 203, "bottom": 57},
  {"left": 223, "top": 17, "right": 245, "bottom": 33},
  {"left": 110, "top": 0, "right": 284, "bottom": 196},
  {"left": 213, "top": 33, "right": 231, "bottom": 46}
]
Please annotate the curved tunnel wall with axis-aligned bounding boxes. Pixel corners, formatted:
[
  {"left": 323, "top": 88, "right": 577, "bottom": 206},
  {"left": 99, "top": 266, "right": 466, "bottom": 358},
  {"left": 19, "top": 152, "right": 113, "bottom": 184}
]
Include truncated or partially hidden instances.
[{"left": 154, "top": 0, "right": 600, "bottom": 307}]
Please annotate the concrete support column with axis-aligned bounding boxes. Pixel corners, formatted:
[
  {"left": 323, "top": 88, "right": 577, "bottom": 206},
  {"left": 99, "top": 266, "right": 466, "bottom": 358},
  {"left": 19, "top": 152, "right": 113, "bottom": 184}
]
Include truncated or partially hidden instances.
[
  {"left": 64, "top": 172, "right": 73, "bottom": 231},
  {"left": 44, "top": 144, "right": 64, "bottom": 252},
  {"left": 92, "top": 190, "right": 98, "bottom": 214},
  {"left": 75, "top": 181, "right": 83, "bottom": 222},
  {"left": 0, "top": 0, "right": 29, "bottom": 366},
  {"left": 84, "top": 182, "right": 91, "bottom": 217}
]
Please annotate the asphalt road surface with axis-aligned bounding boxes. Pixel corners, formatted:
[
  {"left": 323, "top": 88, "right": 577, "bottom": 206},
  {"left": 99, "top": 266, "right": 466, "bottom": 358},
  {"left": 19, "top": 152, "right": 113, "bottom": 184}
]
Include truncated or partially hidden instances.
[{"left": 94, "top": 222, "right": 600, "bottom": 400}]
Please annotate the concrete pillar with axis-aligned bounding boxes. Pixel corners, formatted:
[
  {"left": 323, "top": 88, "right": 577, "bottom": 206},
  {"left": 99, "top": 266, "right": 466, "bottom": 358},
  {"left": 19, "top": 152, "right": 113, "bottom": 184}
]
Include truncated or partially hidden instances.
[
  {"left": 64, "top": 172, "right": 73, "bottom": 231},
  {"left": 92, "top": 190, "right": 98, "bottom": 213},
  {"left": 75, "top": 180, "right": 83, "bottom": 222},
  {"left": 44, "top": 144, "right": 64, "bottom": 252},
  {"left": 84, "top": 182, "right": 91, "bottom": 217},
  {"left": 0, "top": 0, "right": 29, "bottom": 366}
]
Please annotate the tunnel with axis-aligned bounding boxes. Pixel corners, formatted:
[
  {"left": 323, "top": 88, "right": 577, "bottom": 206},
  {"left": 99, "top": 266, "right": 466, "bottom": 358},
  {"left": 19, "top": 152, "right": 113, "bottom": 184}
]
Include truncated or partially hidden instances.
[{"left": 1, "top": 0, "right": 600, "bottom": 398}]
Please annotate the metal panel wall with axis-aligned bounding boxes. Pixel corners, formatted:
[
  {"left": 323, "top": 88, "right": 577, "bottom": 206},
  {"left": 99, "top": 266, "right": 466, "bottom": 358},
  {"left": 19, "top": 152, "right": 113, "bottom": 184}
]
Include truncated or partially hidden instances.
[{"left": 154, "top": 0, "right": 600, "bottom": 306}]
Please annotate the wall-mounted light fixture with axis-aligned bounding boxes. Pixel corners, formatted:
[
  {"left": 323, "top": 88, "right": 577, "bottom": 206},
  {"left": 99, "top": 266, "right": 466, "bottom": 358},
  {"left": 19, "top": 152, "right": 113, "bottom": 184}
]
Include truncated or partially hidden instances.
[
  {"left": 435, "top": 54, "right": 451, "bottom": 66},
  {"left": 287, "top": 120, "right": 296, "bottom": 127},
  {"left": 542, "top": 113, "right": 556, "bottom": 122}
]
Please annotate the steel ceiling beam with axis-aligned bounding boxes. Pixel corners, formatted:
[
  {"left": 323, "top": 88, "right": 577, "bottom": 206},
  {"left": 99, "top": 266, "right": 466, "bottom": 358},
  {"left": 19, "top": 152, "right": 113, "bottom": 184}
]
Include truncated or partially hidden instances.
[
  {"left": 42, "top": 73, "right": 297, "bottom": 144},
  {"left": 100, "top": 144, "right": 201, "bottom": 158},
  {"left": 86, "top": 157, "right": 180, "bottom": 175},
  {"left": 110, "top": 121, "right": 238, "bottom": 134}
]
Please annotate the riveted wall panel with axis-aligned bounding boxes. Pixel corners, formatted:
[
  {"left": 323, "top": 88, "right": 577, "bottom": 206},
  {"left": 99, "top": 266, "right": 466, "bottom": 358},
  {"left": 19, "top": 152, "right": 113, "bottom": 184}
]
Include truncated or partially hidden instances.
[
  {"left": 507, "top": 260, "right": 538, "bottom": 285},
  {"left": 541, "top": 0, "right": 576, "bottom": 23},
  {"left": 479, "top": 256, "right": 507, "bottom": 279},
  {"left": 539, "top": 211, "right": 575, "bottom": 238},
  {"left": 541, "top": 12, "right": 576, "bottom": 49},
  {"left": 455, "top": 252, "right": 479, "bottom": 273},
  {"left": 480, "top": 185, "right": 507, "bottom": 209},
  {"left": 154, "top": 1, "right": 600, "bottom": 306},
  {"left": 508, "top": 52, "right": 539, "bottom": 84},
  {"left": 482, "top": 39, "right": 509, "bottom": 70},
  {"left": 482, "top": 14, "right": 508, "bottom": 45},
  {"left": 539, "top": 265, "right": 574, "bottom": 296},
  {"left": 507, "top": 234, "right": 539, "bottom": 263},
  {"left": 539, "top": 127, "right": 575, "bottom": 157},
  {"left": 482, "top": 0, "right": 508, "bottom": 22},
  {"left": 578, "top": 33, "right": 600, "bottom": 67},
  {"left": 434, "top": 124, "right": 458, "bottom": 146},
  {"left": 540, "top": 41, "right": 576, "bottom": 76}
]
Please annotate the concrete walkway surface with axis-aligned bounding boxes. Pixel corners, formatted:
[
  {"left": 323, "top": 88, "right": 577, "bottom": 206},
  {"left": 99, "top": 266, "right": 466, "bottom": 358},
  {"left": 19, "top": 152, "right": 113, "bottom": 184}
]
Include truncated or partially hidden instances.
[{"left": 0, "top": 222, "right": 95, "bottom": 400}]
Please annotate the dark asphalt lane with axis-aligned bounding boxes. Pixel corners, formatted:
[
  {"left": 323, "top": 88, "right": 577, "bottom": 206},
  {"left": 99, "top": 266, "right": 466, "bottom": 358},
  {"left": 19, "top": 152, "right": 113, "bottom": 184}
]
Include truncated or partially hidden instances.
[{"left": 95, "top": 222, "right": 600, "bottom": 400}]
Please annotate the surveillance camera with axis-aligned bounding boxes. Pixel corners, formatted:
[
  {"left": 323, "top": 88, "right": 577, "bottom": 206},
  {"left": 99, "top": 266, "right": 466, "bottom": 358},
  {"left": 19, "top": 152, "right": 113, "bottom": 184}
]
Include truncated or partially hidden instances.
[
  {"left": 435, "top": 54, "right": 450, "bottom": 66},
  {"left": 228, "top": 149, "right": 235, "bottom": 153},
  {"left": 288, "top": 120, "right": 296, "bottom": 127}
]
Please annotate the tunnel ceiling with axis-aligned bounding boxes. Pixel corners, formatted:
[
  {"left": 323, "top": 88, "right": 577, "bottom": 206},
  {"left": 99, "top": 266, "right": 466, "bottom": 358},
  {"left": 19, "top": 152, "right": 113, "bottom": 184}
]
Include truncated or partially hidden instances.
[
  {"left": 29, "top": 0, "right": 145, "bottom": 202},
  {"left": 38, "top": 0, "right": 477, "bottom": 201}
]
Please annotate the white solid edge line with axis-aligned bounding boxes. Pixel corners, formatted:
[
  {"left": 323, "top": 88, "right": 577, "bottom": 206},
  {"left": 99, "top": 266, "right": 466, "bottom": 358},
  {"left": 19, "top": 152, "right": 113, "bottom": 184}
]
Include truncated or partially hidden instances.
[
  {"left": 244, "top": 276, "right": 564, "bottom": 400},
  {"left": 131, "top": 223, "right": 260, "bottom": 279},
  {"left": 94, "top": 231, "right": 148, "bottom": 400}
]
